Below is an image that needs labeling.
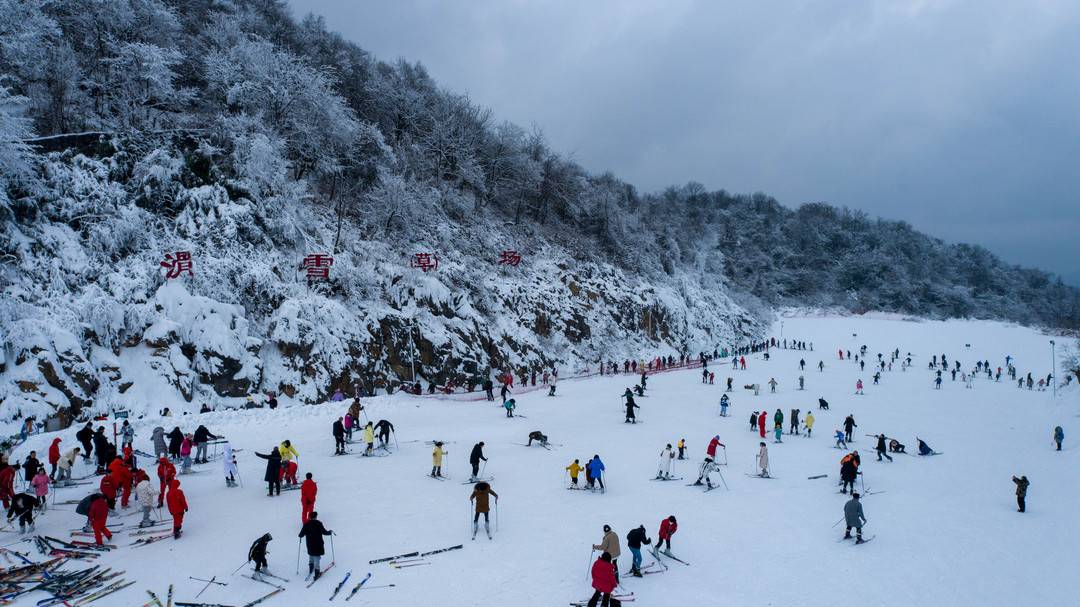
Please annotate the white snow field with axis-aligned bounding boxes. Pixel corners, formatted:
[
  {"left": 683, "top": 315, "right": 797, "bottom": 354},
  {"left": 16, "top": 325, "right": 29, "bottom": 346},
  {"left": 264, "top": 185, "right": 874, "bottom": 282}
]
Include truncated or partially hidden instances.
[{"left": 5, "top": 313, "right": 1076, "bottom": 606}]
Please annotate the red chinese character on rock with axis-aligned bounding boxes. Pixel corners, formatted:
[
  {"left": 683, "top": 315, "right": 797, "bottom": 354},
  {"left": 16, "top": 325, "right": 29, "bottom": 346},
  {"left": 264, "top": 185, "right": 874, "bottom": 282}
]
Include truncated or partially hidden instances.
[
  {"left": 409, "top": 253, "right": 439, "bottom": 272},
  {"left": 302, "top": 253, "right": 334, "bottom": 280},
  {"left": 498, "top": 250, "right": 522, "bottom": 266},
  {"left": 159, "top": 251, "right": 194, "bottom": 279}
]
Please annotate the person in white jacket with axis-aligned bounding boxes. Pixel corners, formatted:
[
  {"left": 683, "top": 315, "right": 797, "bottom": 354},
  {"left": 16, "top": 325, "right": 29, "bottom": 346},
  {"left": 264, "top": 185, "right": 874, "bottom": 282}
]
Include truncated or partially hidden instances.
[
  {"left": 756, "top": 442, "right": 770, "bottom": 478},
  {"left": 56, "top": 447, "right": 80, "bottom": 484},
  {"left": 135, "top": 470, "right": 159, "bottom": 528},
  {"left": 223, "top": 443, "right": 239, "bottom": 487}
]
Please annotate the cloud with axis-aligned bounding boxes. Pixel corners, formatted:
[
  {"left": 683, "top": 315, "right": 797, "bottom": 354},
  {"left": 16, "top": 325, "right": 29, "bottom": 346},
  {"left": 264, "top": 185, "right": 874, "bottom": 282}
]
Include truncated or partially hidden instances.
[{"left": 289, "top": 0, "right": 1080, "bottom": 283}]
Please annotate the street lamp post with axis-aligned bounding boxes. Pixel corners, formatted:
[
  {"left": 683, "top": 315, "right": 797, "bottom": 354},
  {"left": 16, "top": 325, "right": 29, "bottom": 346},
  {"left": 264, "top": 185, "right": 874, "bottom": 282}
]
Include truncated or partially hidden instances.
[{"left": 1050, "top": 340, "right": 1056, "bottom": 398}]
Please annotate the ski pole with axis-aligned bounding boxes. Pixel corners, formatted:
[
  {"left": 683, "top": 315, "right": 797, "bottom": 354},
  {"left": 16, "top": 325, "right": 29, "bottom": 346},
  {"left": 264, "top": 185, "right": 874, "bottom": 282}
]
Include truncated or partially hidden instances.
[
  {"left": 330, "top": 531, "right": 336, "bottom": 565},
  {"left": 296, "top": 539, "right": 302, "bottom": 575},
  {"left": 231, "top": 560, "right": 250, "bottom": 576},
  {"left": 585, "top": 549, "right": 595, "bottom": 580},
  {"left": 480, "top": 460, "right": 487, "bottom": 479},
  {"left": 495, "top": 499, "right": 499, "bottom": 533}
]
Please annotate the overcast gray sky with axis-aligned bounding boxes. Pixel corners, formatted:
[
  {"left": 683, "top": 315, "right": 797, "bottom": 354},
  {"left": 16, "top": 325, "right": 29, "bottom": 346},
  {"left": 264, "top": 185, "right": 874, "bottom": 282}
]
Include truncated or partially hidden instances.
[{"left": 290, "top": 0, "right": 1080, "bottom": 285}]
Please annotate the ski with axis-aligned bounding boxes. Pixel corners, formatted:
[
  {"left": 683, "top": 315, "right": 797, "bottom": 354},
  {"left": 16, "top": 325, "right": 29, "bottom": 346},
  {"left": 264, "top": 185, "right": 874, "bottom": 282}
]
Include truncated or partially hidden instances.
[
  {"left": 744, "top": 474, "right": 777, "bottom": 479},
  {"left": 426, "top": 474, "right": 446, "bottom": 481},
  {"left": 391, "top": 562, "right": 430, "bottom": 568},
  {"left": 243, "top": 574, "right": 282, "bottom": 589},
  {"left": 146, "top": 590, "right": 165, "bottom": 607},
  {"left": 807, "top": 474, "right": 827, "bottom": 480},
  {"left": 175, "top": 604, "right": 233, "bottom": 607},
  {"left": 167, "top": 583, "right": 174, "bottom": 607},
  {"left": 657, "top": 550, "right": 690, "bottom": 565},
  {"left": 369, "top": 551, "right": 419, "bottom": 564},
  {"left": 305, "top": 563, "right": 334, "bottom": 588},
  {"left": 853, "top": 535, "right": 875, "bottom": 545},
  {"left": 250, "top": 569, "right": 289, "bottom": 583},
  {"left": 240, "top": 587, "right": 284, "bottom": 607},
  {"left": 342, "top": 572, "right": 372, "bottom": 601},
  {"left": 420, "top": 544, "right": 463, "bottom": 557},
  {"left": 76, "top": 579, "right": 136, "bottom": 605},
  {"left": 649, "top": 477, "right": 683, "bottom": 481},
  {"left": 130, "top": 533, "right": 172, "bottom": 547},
  {"left": 328, "top": 570, "right": 351, "bottom": 600},
  {"left": 460, "top": 476, "right": 494, "bottom": 484}
]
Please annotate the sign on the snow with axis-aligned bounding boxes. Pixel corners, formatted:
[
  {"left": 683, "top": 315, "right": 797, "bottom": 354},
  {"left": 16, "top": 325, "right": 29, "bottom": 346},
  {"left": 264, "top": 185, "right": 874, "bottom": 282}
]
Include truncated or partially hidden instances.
[
  {"left": 302, "top": 253, "right": 334, "bottom": 280},
  {"left": 409, "top": 252, "right": 440, "bottom": 272},
  {"left": 497, "top": 250, "right": 522, "bottom": 266},
  {"left": 159, "top": 251, "right": 193, "bottom": 279}
]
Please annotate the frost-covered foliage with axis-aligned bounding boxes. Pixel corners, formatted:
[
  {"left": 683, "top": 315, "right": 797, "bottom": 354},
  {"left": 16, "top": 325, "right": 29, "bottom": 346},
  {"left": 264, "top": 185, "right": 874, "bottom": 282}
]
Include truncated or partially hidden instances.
[{"left": 0, "top": 0, "right": 1076, "bottom": 421}]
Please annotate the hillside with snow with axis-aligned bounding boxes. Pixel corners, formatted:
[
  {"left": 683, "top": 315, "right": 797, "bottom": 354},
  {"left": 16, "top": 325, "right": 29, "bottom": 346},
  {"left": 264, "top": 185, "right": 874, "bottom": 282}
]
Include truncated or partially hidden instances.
[{"left": 2, "top": 313, "right": 1076, "bottom": 606}]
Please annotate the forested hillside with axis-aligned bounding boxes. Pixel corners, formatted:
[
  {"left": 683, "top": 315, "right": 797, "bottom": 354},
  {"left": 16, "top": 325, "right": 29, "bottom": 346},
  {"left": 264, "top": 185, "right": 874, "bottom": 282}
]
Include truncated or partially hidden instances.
[{"left": 1, "top": 0, "right": 1076, "bottom": 421}]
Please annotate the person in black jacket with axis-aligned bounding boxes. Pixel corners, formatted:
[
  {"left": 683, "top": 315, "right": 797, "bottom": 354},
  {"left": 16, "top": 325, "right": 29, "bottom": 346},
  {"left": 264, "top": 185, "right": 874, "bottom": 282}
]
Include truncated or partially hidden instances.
[
  {"left": 875, "top": 434, "right": 893, "bottom": 462},
  {"left": 76, "top": 423, "right": 94, "bottom": 461},
  {"left": 7, "top": 493, "right": 37, "bottom": 532},
  {"left": 193, "top": 425, "right": 219, "bottom": 464},
  {"left": 298, "top": 512, "right": 333, "bottom": 580},
  {"left": 92, "top": 427, "right": 111, "bottom": 473},
  {"left": 167, "top": 427, "right": 184, "bottom": 462},
  {"left": 625, "top": 525, "right": 652, "bottom": 577},
  {"left": 469, "top": 442, "right": 486, "bottom": 480},
  {"left": 332, "top": 418, "right": 345, "bottom": 455},
  {"left": 22, "top": 452, "right": 39, "bottom": 483},
  {"left": 374, "top": 420, "right": 394, "bottom": 448},
  {"left": 255, "top": 448, "right": 282, "bottom": 496},
  {"left": 248, "top": 533, "right": 273, "bottom": 573}
]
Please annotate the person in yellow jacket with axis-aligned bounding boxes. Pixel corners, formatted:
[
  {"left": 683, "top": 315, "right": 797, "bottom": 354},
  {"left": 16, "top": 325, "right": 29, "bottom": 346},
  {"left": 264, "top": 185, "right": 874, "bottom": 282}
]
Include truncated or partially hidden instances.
[
  {"left": 677, "top": 439, "right": 686, "bottom": 460},
  {"left": 566, "top": 459, "right": 583, "bottom": 487},
  {"left": 804, "top": 412, "right": 815, "bottom": 437},
  {"left": 362, "top": 423, "right": 375, "bottom": 456},
  {"left": 431, "top": 442, "right": 447, "bottom": 478},
  {"left": 279, "top": 440, "right": 300, "bottom": 463}
]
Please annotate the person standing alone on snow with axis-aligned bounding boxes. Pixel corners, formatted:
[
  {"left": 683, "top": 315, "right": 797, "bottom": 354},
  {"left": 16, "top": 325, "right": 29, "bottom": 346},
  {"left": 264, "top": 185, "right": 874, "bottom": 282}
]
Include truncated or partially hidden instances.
[
  {"left": 431, "top": 442, "right": 448, "bottom": 478},
  {"left": 1012, "top": 475, "right": 1029, "bottom": 512},
  {"left": 469, "top": 481, "right": 498, "bottom": 539},
  {"left": 756, "top": 442, "right": 770, "bottom": 477},
  {"left": 657, "top": 444, "right": 675, "bottom": 480},
  {"left": 1052, "top": 426, "right": 1064, "bottom": 451},
  {"left": 332, "top": 418, "right": 345, "bottom": 455},
  {"left": 469, "top": 442, "right": 487, "bottom": 480},
  {"left": 843, "top": 492, "right": 867, "bottom": 543}
]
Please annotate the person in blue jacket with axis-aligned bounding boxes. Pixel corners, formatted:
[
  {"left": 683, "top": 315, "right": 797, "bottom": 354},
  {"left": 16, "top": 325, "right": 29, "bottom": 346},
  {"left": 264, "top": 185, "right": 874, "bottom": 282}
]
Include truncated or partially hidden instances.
[
  {"left": 1052, "top": 426, "right": 1064, "bottom": 451},
  {"left": 834, "top": 429, "right": 847, "bottom": 450},
  {"left": 503, "top": 398, "right": 516, "bottom": 418},
  {"left": 588, "top": 455, "right": 605, "bottom": 491}
]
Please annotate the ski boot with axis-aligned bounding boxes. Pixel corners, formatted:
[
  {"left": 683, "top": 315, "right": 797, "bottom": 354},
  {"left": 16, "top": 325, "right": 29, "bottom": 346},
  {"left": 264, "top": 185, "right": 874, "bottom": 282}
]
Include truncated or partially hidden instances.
[
  {"left": 843, "top": 531, "right": 851, "bottom": 540},
  {"left": 691, "top": 479, "right": 703, "bottom": 486},
  {"left": 855, "top": 536, "right": 864, "bottom": 545},
  {"left": 471, "top": 522, "right": 478, "bottom": 540},
  {"left": 485, "top": 522, "right": 491, "bottom": 539}
]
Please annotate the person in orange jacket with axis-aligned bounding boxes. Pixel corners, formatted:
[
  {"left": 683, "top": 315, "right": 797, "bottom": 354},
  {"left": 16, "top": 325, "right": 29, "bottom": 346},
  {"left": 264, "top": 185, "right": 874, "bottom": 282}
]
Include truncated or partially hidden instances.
[
  {"left": 88, "top": 494, "right": 111, "bottom": 545},
  {"left": 166, "top": 478, "right": 188, "bottom": 539},
  {"left": 300, "top": 473, "right": 317, "bottom": 523},
  {"left": 47, "top": 438, "right": 62, "bottom": 480},
  {"left": 99, "top": 473, "right": 117, "bottom": 510},
  {"left": 156, "top": 457, "right": 175, "bottom": 508},
  {"left": 108, "top": 457, "right": 132, "bottom": 509}
]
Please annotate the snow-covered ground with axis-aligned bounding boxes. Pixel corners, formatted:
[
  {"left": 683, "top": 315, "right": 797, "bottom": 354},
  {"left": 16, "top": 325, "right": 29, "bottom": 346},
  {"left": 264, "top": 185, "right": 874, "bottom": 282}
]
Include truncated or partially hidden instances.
[{"left": 5, "top": 314, "right": 1076, "bottom": 606}]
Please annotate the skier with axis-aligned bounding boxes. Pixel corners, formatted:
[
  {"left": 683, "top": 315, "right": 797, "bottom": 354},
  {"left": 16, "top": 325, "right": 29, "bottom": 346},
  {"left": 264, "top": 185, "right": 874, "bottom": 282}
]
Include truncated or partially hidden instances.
[
  {"left": 76, "top": 422, "right": 94, "bottom": 461},
  {"left": 726, "top": 377, "right": 733, "bottom": 392},
  {"left": 693, "top": 436, "right": 724, "bottom": 488},
  {"left": 588, "top": 455, "right": 606, "bottom": 492},
  {"left": 623, "top": 391, "right": 639, "bottom": 424},
  {"left": 278, "top": 440, "right": 300, "bottom": 486},
  {"left": 774, "top": 409, "right": 784, "bottom": 432},
  {"left": 5, "top": 491, "right": 35, "bottom": 534},
  {"left": 193, "top": 424, "right": 219, "bottom": 464},
  {"left": 155, "top": 456, "right": 175, "bottom": 507},
  {"left": 431, "top": 442, "right": 447, "bottom": 478},
  {"left": 255, "top": 447, "right": 282, "bottom": 496},
  {"left": 362, "top": 422, "right": 375, "bottom": 456},
  {"left": 88, "top": 493, "right": 111, "bottom": 545},
  {"left": 167, "top": 426, "right": 183, "bottom": 462},
  {"left": 789, "top": 409, "right": 800, "bottom": 435},
  {"left": 30, "top": 468, "right": 48, "bottom": 510},
  {"left": 526, "top": 431, "right": 549, "bottom": 447},
  {"left": 888, "top": 439, "right": 906, "bottom": 453},
  {"left": 591, "top": 525, "right": 621, "bottom": 583},
  {"left": 749, "top": 411, "right": 758, "bottom": 431},
  {"left": 657, "top": 515, "right": 678, "bottom": 553},
  {"left": 719, "top": 394, "right": 730, "bottom": 416},
  {"left": 1053, "top": 426, "right": 1064, "bottom": 451},
  {"left": 483, "top": 377, "right": 494, "bottom": 401},
  {"left": 332, "top": 418, "right": 346, "bottom": 455},
  {"left": 108, "top": 456, "right": 132, "bottom": 509},
  {"left": 855, "top": 379, "right": 864, "bottom": 395},
  {"left": 840, "top": 452, "right": 858, "bottom": 493},
  {"left": 343, "top": 413, "right": 353, "bottom": 443},
  {"left": 677, "top": 438, "right": 686, "bottom": 460},
  {"left": 47, "top": 438, "right": 61, "bottom": 480},
  {"left": 758, "top": 410, "right": 767, "bottom": 438},
  {"left": 804, "top": 411, "right": 815, "bottom": 437},
  {"left": 818, "top": 397, "right": 829, "bottom": 410},
  {"left": 843, "top": 415, "right": 857, "bottom": 442},
  {"left": 548, "top": 375, "right": 557, "bottom": 396},
  {"left": 224, "top": 442, "right": 239, "bottom": 487},
  {"left": 625, "top": 525, "right": 652, "bottom": 577},
  {"left": 916, "top": 437, "right": 935, "bottom": 456},
  {"left": 768, "top": 378, "right": 778, "bottom": 393},
  {"left": 657, "top": 444, "right": 676, "bottom": 479},
  {"left": 1012, "top": 475, "right": 1029, "bottom": 513},
  {"left": 503, "top": 398, "right": 516, "bottom": 418},
  {"left": 248, "top": 533, "right": 273, "bottom": 574},
  {"left": 756, "top": 442, "right": 770, "bottom": 477},
  {"left": 843, "top": 493, "right": 867, "bottom": 543},
  {"left": 774, "top": 422, "right": 783, "bottom": 443},
  {"left": 300, "top": 472, "right": 317, "bottom": 523},
  {"left": 151, "top": 427, "right": 166, "bottom": 459},
  {"left": 469, "top": 481, "right": 498, "bottom": 539},
  {"left": 21, "top": 452, "right": 39, "bottom": 484},
  {"left": 702, "top": 367, "right": 709, "bottom": 384},
  {"left": 375, "top": 419, "right": 395, "bottom": 448},
  {"left": 55, "top": 447, "right": 79, "bottom": 485},
  {"left": 469, "top": 442, "right": 487, "bottom": 480},
  {"left": 298, "top": 512, "right": 333, "bottom": 580},
  {"left": 875, "top": 434, "right": 893, "bottom": 462},
  {"left": 134, "top": 470, "right": 157, "bottom": 528},
  {"left": 798, "top": 375, "right": 805, "bottom": 390},
  {"left": 586, "top": 551, "right": 619, "bottom": 607},
  {"left": 834, "top": 429, "right": 847, "bottom": 450},
  {"left": 166, "top": 478, "right": 187, "bottom": 539},
  {"left": 566, "top": 459, "right": 583, "bottom": 487},
  {"left": 179, "top": 433, "right": 194, "bottom": 473}
]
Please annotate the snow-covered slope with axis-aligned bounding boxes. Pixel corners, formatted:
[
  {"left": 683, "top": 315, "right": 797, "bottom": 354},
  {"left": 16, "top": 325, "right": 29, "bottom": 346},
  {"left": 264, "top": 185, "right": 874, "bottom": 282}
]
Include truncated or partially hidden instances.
[{"left": 6, "top": 314, "right": 1076, "bottom": 606}]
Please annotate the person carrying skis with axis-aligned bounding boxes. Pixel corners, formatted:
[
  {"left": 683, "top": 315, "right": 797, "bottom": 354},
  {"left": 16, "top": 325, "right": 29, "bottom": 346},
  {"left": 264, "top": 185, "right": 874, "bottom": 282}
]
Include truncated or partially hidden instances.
[
  {"left": 332, "top": 418, "right": 346, "bottom": 455},
  {"left": 916, "top": 437, "right": 935, "bottom": 456},
  {"left": 255, "top": 447, "right": 282, "bottom": 496},
  {"left": 47, "top": 438, "right": 61, "bottom": 480},
  {"left": 843, "top": 492, "right": 867, "bottom": 543},
  {"left": 758, "top": 410, "right": 767, "bottom": 438},
  {"left": 1053, "top": 426, "right": 1064, "bottom": 451},
  {"left": 192, "top": 425, "right": 218, "bottom": 464},
  {"left": 592, "top": 525, "right": 622, "bottom": 584},
  {"left": 677, "top": 438, "right": 686, "bottom": 460},
  {"left": 587, "top": 552, "right": 620, "bottom": 607},
  {"left": 657, "top": 444, "right": 676, "bottom": 479},
  {"left": 375, "top": 420, "right": 395, "bottom": 448},
  {"left": 223, "top": 442, "right": 239, "bottom": 487},
  {"left": 300, "top": 472, "right": 317, "bottom": 523},
  {"left": 298, "top": 512, "right": 333, "bottom": 580},
  {"left": 469, "top": 442, "right": 487, "bottom": 480},
  {"left": 625, "top": 525, "right": 652, "bottom": 577},
  {"left": 657, "top": 515, "right": 678, "bottom": 552},
  {"left": 719, "top": 394, "right": 730, "bottom": 416},
  {"left": 431, "top": 442, "right": 447, "bottom": 478},
  {"left": 875, "top": 434, "right": 893, "bottom": 462},
  {"left": 566, "top": 459, "right": 583, "bottom": 487},
  {"left": 503, "top": 398, "right": 516, "bottom": 418},
  {"left": 362, "top": 422, "right": 375, "bottom": 456},
  {"left": 7, "top": 492, "right": 36, "bottom": 533},
  {"left": 843, "top": 415, "right": 857, "bottom": 442},
  {"left": 88, "top": 493, "right": 111, "bottom": 545},
  {"left": 134, "top": 469, "right": 158, "bottom": 528},
  {"left": 623, "top": 391, "right": 639, "bottom": 424},
  {"left": 249, "top": 533, "right": 273, "bottom": 574},
  {"left": 840, "top": 453, "right": 858, "bottom": 493},
  {"left": 1012, "top": 475, "right": 1029, "bottom": 513},
  {"left": 756, "top": 442, "right": 770, "bottom": 477},
  {"left": 469, "top": 481, "right": 499, "bottom": 539},
  {"left": 588, "top": 455, "right": 606, "bottom": 491},
  {"left": 527, "top": 431, "right": 549, "bottom": 447},
  {"left": 166, "top": 478, "right": 188, "bottom": 539},
  {"left": 804, "top": 412, "right": 815, "bottom": 437}
]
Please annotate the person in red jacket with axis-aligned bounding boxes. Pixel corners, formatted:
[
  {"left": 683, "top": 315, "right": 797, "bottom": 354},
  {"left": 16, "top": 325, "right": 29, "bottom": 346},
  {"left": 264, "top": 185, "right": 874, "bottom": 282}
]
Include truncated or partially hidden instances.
[
  {"left": 108, "top": 457, "right": 132, "bottom": 509},
  {"left": 587, "top": 551, "right": 620, "bottom": 607},
  {"left": 47, "top": 438, "right": 62, "bottom": 480},
  {"left": 657, "top": 515, "right": 678, "bottom": 552},
  {"left": 99, "top": 473, "right": 117, "bottom": 510},
  {"left": 282, "top": 460, "right": 299, "bottom": 486},
  {"left": 758, "top": 410, "right": 767, "bottom": 438},
  {"left": 156, "top": 457, "right": 175, "bottom": 508},
  {"left": 0, "top": 461, "right": 15, "bottom": 509},
  {"left": 88, "top": 494, "right": 111, "bottom": 545},
  {"left": 300, "top": 472, "right": 317, "bottom": 523},
  {"left": 166, "top": 478, "right": 188, "bottom": 539}
]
